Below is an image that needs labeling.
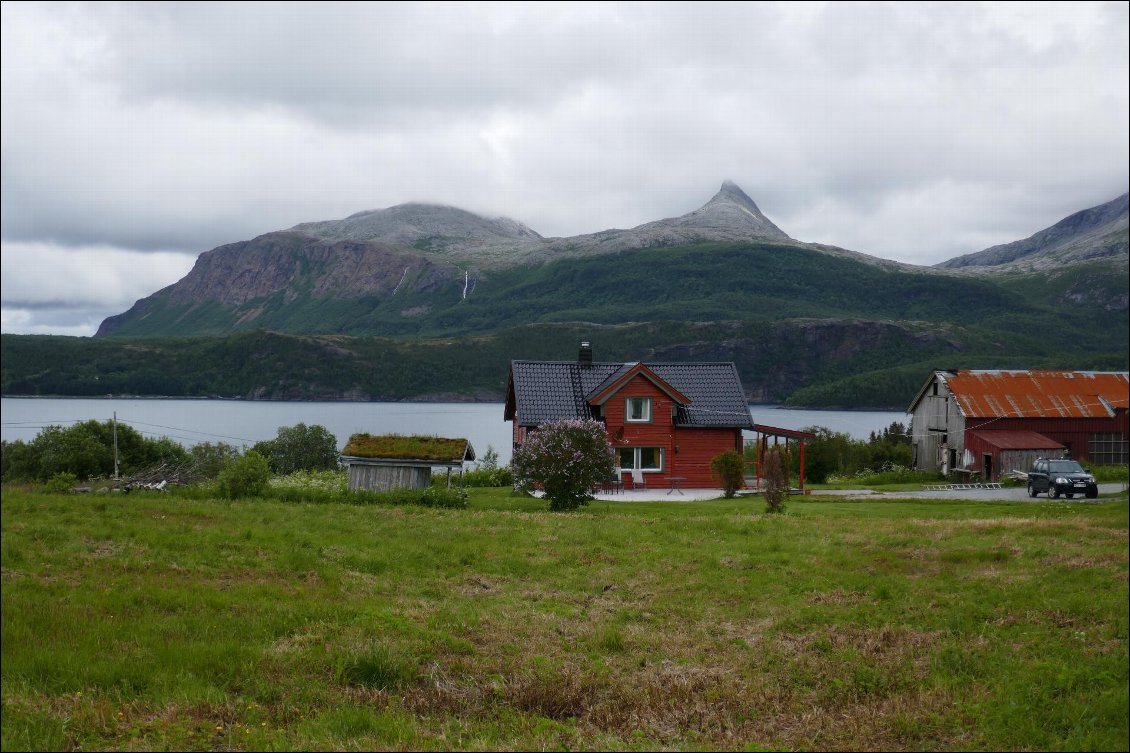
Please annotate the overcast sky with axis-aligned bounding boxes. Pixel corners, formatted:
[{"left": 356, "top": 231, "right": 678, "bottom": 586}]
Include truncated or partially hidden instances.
[{"left": 2, "top": 1, "right": 1127, "bottom": 336}]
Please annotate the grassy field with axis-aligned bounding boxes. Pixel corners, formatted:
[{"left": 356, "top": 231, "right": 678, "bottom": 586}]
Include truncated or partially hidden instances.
[{"left": 2, "top": 487, "right": 1127, "bottom": 751}]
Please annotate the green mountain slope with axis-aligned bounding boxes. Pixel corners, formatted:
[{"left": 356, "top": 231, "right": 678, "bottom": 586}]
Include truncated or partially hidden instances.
[
  {"left": 4, "top": 314, "right": 1126, "bottom": 408},
  {"left": 93, "top": 240, "right": 1124, "bottom": 343},
  {"left": 10, "top": 185, "right": 1127, "bottom": 408}
]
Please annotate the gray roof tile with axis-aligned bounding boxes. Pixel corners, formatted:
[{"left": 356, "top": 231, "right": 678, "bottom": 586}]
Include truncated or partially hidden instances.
[{"left": 508, "top": 360, "right": 752, "bottom": 429}]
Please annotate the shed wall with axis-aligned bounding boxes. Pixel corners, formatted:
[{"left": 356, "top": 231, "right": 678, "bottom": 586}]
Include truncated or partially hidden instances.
[{"left": 348, "top": 464, "right": 432, "bottom": 492}]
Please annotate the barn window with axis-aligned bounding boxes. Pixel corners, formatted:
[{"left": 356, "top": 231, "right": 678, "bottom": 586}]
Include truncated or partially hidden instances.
[
  {"left": 1088, "top": 433, "right": 1128, "bottom": 465},
  {"left": 626, "top": 397, "right": 652, "bottom": 423}
]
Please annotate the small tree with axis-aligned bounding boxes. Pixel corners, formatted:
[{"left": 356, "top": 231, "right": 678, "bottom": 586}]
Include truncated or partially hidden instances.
[
  {"left": 511, "top": 419, "right": 615, "bottom": 511},
  {"left": 763, "top": 446, "right": 789, "bottom": 514},
  {"left": 710, "top": 450, "right": 745, "bottom": 498},
  {"left": 479, "top": 445, "right": 500, "bottom": 471},
  {"left": 253, "top": 423, "right": 339, "bottom": 474},
  {"left": 189, "top": 441, "right": 242, "bottom": 480},
  {"left": 217, "top": 450, "right": 271, "bottom": 498}
]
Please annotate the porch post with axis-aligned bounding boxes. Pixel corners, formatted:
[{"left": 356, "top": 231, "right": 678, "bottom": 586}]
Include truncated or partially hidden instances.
[{"left": 799, "top": 439, "right": 806, "bottom": 492}]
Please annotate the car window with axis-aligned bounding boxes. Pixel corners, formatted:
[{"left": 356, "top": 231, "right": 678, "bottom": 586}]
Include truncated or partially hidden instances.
[{"left": 1048, "top": 461, "right": 1084, "bottom": 473}]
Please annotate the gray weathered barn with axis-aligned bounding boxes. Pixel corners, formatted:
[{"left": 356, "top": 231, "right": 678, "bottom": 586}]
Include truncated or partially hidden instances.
[{"left": 908, "top": 370, "right": 1129, "bottom": 479}]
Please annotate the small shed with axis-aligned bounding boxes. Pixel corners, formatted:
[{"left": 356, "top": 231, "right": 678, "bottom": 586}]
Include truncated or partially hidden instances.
[
  {"left": 965, "top": 430, "right": 1065, "bottom": 480},
  {"left": 341, "top": 434, "right": 476, "bottom": 492}
]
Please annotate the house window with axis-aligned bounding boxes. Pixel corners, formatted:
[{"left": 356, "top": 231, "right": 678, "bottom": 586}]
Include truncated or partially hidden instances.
[
  {"left": 626, "top": 397, "right": 652, "bottom": 423},
  {"left": 619, "top": 447, "right": 664, "bottom": 472}
]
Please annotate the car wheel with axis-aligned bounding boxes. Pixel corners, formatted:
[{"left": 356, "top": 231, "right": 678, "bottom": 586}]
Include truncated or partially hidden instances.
[
  {"left": 1065, "top": 493, "right": 1074, "bottom": 498},
  {"left": 1049, "top": 486, "right": 1059, "bottom": 499},
  {"left": 1086, "top": 488, "right": 1098, "bottom": 499},
  {"left": 1028, "top": 483, "right": 1038, "bottom": 498}
]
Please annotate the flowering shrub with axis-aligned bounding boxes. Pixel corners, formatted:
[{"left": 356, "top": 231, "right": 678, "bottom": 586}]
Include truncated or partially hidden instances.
[
  {"left": 825, "top": 462, "right": 939, "bottom": 486},
  {"left": 270, "top": 468, "right": 348, "bottom": 493},
  {"left": 511, "top": 419, "right": 615, "bottom": 511}
]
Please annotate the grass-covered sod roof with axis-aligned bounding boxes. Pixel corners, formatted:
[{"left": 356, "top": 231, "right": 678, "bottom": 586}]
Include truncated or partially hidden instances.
[{"left": 342, "top": 433, "right": 473, "bottom": 462}]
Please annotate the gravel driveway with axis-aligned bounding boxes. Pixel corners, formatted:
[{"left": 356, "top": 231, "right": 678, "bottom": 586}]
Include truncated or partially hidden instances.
[{"left": 809, "top": 483, "right": 1127, "bottom": 502}]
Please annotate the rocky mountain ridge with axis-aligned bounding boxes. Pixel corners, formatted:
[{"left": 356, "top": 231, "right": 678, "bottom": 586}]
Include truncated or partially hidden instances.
[
  {"left": 98, "top": 180, "right": 826, "bottom": 335},
  {"left": 95, "top": 183, "right": 1129, "bottom": 339},
  {"left": 938, "top": 193, "right": 1128, "bottom": 271},
  {"left": 292, "top": 180, "right": 817, "bottom": 267}
]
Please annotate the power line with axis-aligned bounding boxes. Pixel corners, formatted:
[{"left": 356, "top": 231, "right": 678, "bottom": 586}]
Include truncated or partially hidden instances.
[{"left": 116, "top": 419, "right": 256, "bottom": 444}]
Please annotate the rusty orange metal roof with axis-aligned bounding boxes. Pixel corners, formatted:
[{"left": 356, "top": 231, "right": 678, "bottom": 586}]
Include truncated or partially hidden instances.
[{"left": 944, "top": 370, "right": 1129, "bottom": 419}]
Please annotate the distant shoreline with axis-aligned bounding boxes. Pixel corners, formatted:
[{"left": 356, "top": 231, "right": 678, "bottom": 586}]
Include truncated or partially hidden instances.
[{"left": 0, "top": 394, "right": 907, "bottom": 412}]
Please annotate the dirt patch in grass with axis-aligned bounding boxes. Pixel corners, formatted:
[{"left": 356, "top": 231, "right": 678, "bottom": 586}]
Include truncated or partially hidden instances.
[{"left": 806, "top": 588, "right": 869, "bottom": 606}]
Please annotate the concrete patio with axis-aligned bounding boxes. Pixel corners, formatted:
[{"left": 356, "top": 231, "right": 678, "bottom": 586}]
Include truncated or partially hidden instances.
[{"left": 589, "top": 488, "right": 728, "bottom": 502}]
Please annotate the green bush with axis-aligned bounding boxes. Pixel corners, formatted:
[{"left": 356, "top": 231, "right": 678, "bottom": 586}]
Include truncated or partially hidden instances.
[
  {"left": 452, "top": 466, "right": 514, "bottom": 487},
  {"left": 252, "top": 423, "right": 339, "bottom": 474},
  {"left": 1088, "top": 464, "right": 1129, "bottom": 483},
  {"left": 1, "top": 420, "right": 189, "bottom": 482},
  {"left": 710, "top": 450, "right": 746, "bottom": 498},
  {"left": 254, "top": 469, "right": 467, "bottom": 508},
  {"left": 189, "top": 441, "right": 242, "bottom": 480},
  {"left": 217, "top": 450, "right": 271, "bottom": 499},
  {"left": 43, "top": 472, "right": 78, "bottom": 494},
  {"left": 826, "top": 463, "right": 942, "bottom": 486}
]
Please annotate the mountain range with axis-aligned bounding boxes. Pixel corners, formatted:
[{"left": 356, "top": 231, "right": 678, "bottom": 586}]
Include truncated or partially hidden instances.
[
  {"left": 98, "top": 181, "right": 1127, "bottom": 340},
  {"left": 3, "top": 183, "right": 1126, "bottom": 408}
]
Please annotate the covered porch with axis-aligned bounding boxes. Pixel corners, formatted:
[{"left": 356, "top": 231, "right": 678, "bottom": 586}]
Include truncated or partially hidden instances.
[{"left": 744, "top": 423, "right": 817, "bottom": 495}]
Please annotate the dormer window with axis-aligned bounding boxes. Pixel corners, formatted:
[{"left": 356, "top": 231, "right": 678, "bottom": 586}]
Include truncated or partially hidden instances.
[{"left": 626, "top": 397, "right": 652, "bottom": 423}]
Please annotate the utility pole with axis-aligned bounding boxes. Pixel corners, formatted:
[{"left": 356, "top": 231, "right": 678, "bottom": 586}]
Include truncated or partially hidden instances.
[{"left": 113, "top": 411, "right": 120, "bottom": 481}]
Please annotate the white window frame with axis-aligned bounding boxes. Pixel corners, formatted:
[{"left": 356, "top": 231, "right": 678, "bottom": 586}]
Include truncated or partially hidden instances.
[
  {"left": 625, "top": 397, "right": 652, "bottom": 423},
  {"left": 618, "top": 446, "right": 664, "bottom": 472}
]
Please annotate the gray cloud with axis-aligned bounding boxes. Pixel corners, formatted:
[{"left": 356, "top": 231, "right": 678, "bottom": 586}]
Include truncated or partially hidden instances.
[{"left": 1, "top": 1, "right": 1127, "bottom": 335}]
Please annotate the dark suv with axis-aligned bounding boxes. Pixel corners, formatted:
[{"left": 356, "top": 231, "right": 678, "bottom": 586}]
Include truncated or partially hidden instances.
[{"left": 1027, "top": 458, "right": 1098, "bottom": 499}]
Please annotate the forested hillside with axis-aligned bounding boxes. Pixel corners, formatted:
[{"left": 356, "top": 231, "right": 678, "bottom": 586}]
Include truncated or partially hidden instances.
[{"left": 4, "top": 316, "right": 1126, "bottom": 408}]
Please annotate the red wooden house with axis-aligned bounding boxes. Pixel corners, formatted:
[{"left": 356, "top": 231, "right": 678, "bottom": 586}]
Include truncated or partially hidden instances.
[{"left": 504, "top": 343, "right": 753, "bottom": 488}]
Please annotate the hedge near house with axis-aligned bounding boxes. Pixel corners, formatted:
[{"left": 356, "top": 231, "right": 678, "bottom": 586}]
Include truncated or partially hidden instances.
[{"left": 710, "top": 450, "right": 746, "bottom": 498}]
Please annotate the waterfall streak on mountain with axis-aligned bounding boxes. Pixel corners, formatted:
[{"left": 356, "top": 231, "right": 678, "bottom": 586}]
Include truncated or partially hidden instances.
[{"left": 391, "top": 266, "right": 410, "bottom": 296}]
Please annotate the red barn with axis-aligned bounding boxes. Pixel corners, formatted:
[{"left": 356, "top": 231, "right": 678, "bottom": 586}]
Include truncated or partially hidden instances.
[
  {"left": 504, "top": 343, "right": 753, "bottom": 489},
  {"left": 908, "top": 369, "right": 1129, "bottom": 479}
]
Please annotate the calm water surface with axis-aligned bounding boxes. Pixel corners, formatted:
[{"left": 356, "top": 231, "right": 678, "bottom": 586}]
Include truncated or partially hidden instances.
[{"left": 1, "top": 398, "right": 907, "bottom": 464}]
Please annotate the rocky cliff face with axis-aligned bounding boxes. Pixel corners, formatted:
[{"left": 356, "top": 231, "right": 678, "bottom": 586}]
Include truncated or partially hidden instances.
[
  {"left": 95, "top": 232, "right": 463, "bottom": 336},
  {"left": 161, "top": 232, "right": 459, "bottom": 307},
  {"left": 938, "top": 193, "right": 1129, "bottom": 270}
]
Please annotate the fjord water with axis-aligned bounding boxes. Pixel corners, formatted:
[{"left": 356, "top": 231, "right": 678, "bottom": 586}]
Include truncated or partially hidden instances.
[{"left": 1, "top": 398, "right": 907, "bottom": 465}]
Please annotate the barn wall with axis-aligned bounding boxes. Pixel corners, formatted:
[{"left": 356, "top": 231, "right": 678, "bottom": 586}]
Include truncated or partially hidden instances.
[
  {"left": 965, "top": 415, "right": 1127, "bottom": 465},
  {"left": 910, "top": 374, "right": 965, "bottom": 472}
]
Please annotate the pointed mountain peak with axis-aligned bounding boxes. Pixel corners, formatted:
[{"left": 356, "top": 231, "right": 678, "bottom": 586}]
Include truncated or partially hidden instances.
[
  {"left": 650, "top": 180, "right": 791, "bottom": 241},
  {"left": 707, "top": 180, "right": 763, "bottom": 214}
]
